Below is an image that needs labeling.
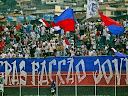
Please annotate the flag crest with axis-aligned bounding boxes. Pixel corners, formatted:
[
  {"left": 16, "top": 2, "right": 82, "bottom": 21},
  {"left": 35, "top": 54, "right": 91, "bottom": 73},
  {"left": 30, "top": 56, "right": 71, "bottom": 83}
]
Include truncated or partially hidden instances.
[{"left": 86, "top": 0, "right": 99, "bottom": 19}]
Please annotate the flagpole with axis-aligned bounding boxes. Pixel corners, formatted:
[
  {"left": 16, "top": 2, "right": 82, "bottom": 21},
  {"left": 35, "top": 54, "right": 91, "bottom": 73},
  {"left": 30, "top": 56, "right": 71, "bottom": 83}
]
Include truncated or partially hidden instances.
[
  {"left": 38, "top": 72, "right": 40, "bottom": 96},
  {"left": 94, "top": 72, "right": 96, "bottom": 96},
  {"left": 2, "top": 73, "right": 4, "bottom": 96},
  {"left": 56, "top": 75, "right": 58, "bottom": 96},
  {"left": 115, "top": 73, "right": 116, "bottom": 96},
  {"left": 20, "top": 73, "right": 21, "bottom": 96},
  {"left": 75, "top": 74, "right": 77, "bottom": 96},
  {"left": 2, "top": 91, "right": 3, "bottom": 96}
]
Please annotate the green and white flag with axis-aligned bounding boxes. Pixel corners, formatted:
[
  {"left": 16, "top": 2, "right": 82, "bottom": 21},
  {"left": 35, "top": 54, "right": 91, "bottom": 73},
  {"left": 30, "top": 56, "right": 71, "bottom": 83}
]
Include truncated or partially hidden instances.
[{"left": 0, "top": 77, "right": 4, "bottom": 92}]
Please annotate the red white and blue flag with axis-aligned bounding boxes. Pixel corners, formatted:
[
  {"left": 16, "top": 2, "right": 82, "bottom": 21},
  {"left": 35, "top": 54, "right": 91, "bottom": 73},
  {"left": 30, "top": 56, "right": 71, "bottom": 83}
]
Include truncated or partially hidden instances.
[{"left": 38, "top": 18, "right": 50, "bottom": 27}]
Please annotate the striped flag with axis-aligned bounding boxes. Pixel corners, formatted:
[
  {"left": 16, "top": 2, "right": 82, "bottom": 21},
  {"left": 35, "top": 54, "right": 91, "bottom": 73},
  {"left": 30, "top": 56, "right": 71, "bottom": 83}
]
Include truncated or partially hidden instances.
[
  {"left": 111, "top": 48, "right": 126, "bottom": 57},
  {"left": 38, "top": 18, "right": 50, "bottom": 27}
]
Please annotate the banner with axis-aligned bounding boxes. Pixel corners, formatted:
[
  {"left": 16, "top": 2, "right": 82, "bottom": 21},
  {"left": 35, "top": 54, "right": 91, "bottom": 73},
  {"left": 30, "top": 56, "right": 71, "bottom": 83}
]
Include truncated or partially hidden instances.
[
  {"left": 6, "top": 17, "right": 13, "bottom": 21},
  {"left": 43, "top": 14, "right": 54, "bottom": 20},
  {"left": 27, "top": 15, "right": 36, "bottom": 20},
  {"left": 17, "top": 16, "right": 24, "bottom": 21},
  {"left": 86, "top": 0, "right": 99, "bottom": 19},
  {"left": 0, "top": 56, "right": 127, "bottom": 87}
]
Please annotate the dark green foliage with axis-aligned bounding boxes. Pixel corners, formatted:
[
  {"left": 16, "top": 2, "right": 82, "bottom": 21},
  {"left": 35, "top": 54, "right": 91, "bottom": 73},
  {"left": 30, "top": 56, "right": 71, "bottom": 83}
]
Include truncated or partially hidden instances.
[
  {"left": 32, "top": 0, "right": 41, "bottom": 5},
  {"left": 1, "top": 0, "right": 17, "bottom": 9}
]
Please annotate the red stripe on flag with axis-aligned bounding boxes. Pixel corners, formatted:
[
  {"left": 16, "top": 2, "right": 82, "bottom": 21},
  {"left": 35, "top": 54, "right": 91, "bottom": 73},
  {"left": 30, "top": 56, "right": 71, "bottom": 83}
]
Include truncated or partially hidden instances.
[
  {"left": 64, "top": 37, "right": 69, "bottom": 45},
  {"left": 42, "top": 19, "right": 50, "bottom": 27}
]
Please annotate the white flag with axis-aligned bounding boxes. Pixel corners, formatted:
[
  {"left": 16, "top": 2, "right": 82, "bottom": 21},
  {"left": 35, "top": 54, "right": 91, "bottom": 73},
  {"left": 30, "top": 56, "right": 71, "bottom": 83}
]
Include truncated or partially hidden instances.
[{"left": 86, "top": 0, "right": 99, "bottom": 19}]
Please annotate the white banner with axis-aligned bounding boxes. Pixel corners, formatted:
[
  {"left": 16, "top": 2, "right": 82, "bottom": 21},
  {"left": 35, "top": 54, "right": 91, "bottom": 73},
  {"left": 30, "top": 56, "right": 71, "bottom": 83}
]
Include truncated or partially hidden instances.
[
  {"left": 0, "top": 77, "right": 4, "bottom": 92},
  {"left": 86, "top": 0, "right": 99, "bottom": 19}
]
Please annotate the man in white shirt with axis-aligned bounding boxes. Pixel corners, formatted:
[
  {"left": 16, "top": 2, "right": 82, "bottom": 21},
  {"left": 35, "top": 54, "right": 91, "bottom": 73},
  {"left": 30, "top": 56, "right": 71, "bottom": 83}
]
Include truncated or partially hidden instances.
[
  {"left": 88, "top": 49, "right": 94, "bottom": 56},
  {"left": 106, "top": 32, "right": 111, "bottom": 44},
  {"left": 1, "top": 51, "right": 6, "bottom": 58},
  {"left": 30, "top": 30, "right": 36, "bottom": 40}
]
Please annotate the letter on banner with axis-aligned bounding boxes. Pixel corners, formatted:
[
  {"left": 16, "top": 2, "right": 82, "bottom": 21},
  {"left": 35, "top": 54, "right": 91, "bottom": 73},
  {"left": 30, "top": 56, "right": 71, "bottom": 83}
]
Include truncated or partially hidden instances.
[
  {"left": 39, "top": 60, "right": 49, "bottom": 85},
  {"left": 101, "top": 59, "right": 113, "bottom": 84},
  {"left": 124, "top": 58, "right": 128, "bottom": 84},
  {"left": 93, "top": 59, "right": 103, "bottom": 84},
  {"left": 31, "top": 61, "right": 39, "bottom": 85},
  {"left": 112, "top": 58, "right": 123, "bottom": 85},
  {"left": 57, "top": 59, "right": 66, "bottom": 84},
  {"left": 4, "top": 61, "right": 12, "bottom": 85},
  {"left": 66, "top": 58, "right": 74, "bottom": 84},
  {"left": 11, "top": 61, "right": 19, "bottom": 85},
  {"left": 0, "top": 61, "right": 4, "bottom": 67},
  {"left": 75, "top": 59, "right": 86, "bottom": 83},
  {"left": 20, "top": 61, "right": 27, "bottom": 85},
  {"left": 49, "top": 59, "right": 56, "bottom": 82}
]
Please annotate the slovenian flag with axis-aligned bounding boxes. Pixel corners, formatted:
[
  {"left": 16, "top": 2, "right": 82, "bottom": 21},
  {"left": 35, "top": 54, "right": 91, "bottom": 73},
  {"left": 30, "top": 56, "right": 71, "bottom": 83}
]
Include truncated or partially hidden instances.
[
  {"left": 53, "top": 8, "right": 75, "bottom": 32},
  {"left": 99, "top": 11, "right": 124, "bottom": 35},
  {"left": 38, "top": 18, "right": 50, "bottom": 27},
  {"left": 111, "top": 48, "right": 126, "bottom": 57}
]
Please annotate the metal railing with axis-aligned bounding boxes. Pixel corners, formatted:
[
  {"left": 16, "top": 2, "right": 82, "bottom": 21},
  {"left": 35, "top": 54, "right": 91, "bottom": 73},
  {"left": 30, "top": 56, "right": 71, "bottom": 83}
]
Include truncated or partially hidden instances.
[{"left": 0, "top": 73, "right": 127, "bottom": 96}]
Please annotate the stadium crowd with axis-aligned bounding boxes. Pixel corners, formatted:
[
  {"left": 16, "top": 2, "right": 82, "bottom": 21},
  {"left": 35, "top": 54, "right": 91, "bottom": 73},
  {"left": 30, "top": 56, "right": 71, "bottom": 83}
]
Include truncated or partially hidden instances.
[{"left": 0, "top": 19, "right": 128, "bottom": 58}]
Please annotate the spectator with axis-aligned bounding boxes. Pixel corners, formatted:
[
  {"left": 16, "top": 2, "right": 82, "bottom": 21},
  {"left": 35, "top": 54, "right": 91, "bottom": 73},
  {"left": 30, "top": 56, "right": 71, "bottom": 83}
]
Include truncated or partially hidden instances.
[
  {"left": 0, "top": 19, "right": 127, "bottom": 58},
  {"left": 97, "top": 49, "right": 102, "bottom": 56},
  {"left": 106, "top": 31, "right": 111, "bottom": 44},
  {"left": 1, "top": 51, "right": 6, "bottom": 58},
  {"left": 102, "top": 48, "right": 107, "bottom": 55},
  {"left": 88, "top": 49, "right": 93, "bottom": 56},
  {"left": 49, "top": 44, "right": 54, "bottom": 56},
  {"left": 51, "top": 81, "right": 56, "bottom": 96},
  {"left": 75, "top": 48, "right": 81, "bottom": 56}
]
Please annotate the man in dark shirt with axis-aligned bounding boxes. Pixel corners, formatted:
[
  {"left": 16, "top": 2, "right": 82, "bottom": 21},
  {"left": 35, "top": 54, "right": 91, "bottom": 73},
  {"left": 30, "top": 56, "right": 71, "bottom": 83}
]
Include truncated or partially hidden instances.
[{"left": 51, "top": 80, "right": 56, "bottom": 96}]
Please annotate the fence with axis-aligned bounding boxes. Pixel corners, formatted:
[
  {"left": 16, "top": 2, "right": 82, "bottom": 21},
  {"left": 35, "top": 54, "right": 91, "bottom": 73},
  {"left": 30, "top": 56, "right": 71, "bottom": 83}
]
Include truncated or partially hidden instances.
[{"left": 0, "top": 73, "right": 128, "bottom": 96}]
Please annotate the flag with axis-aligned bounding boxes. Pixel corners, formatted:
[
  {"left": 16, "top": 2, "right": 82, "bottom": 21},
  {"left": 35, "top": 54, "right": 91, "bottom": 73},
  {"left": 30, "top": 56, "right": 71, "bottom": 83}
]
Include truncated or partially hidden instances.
[
  {"left": 86, "top": 0, "right": 99, "bottom": 19},
  {"left": 111, "top": 48, "right": 126, "bottom": 57},
  {"left": 38, "top": 18, "right": 50, "bottom": 27},
  {"left": 99, "top": 11, "right": 124, "bottom": 35},
  {"left": 50, "top": 22, "right": 61, "bottom": 34},
  {"left": 53, "top": 8, "right": 75, "bottom": 32},
  {"left": 64, "top": 36, "right": 69, "bottom": 50},
  {"left": 76, "top": 34, "right": 81, "bottom": 39},
  {"left": 74, "top": 19, "right": 78, "bottom": 24},
  {"left": 51, "top": 22, "right": 56, "bottom": 27},
  {"left": 64, "top": 37, "right": 69, "bottom": 45},
  {"left": 54, "top": 26, "right": 61, "bottom": 34}
]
